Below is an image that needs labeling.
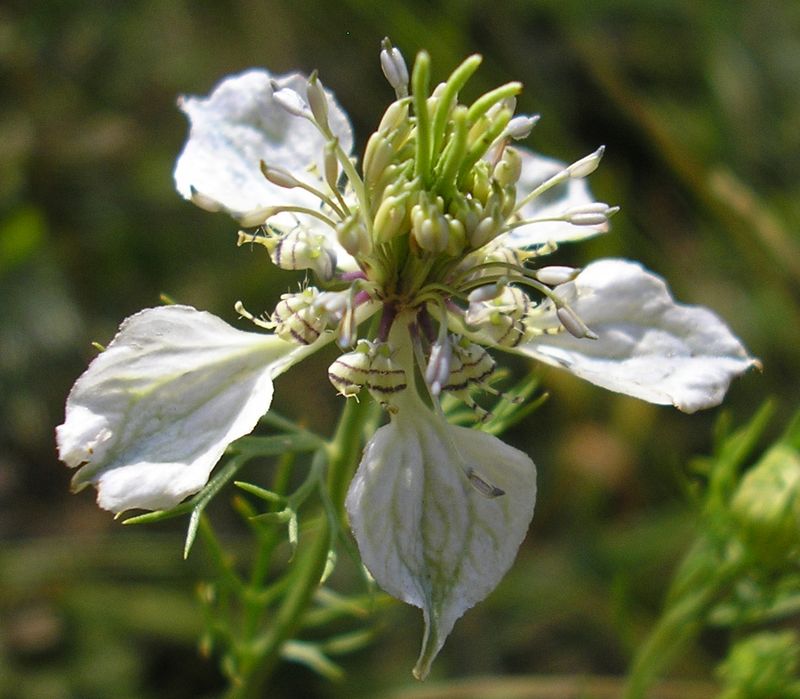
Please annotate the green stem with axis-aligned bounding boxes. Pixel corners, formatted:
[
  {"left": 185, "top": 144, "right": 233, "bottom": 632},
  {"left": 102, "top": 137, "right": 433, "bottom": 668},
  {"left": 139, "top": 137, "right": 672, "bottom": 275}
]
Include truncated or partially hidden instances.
[
  {"left": 326, "top": 392, "right": 378, "bottom": 521},
  {"left": 226, "top": 394, "right": 374, "bottom": 698},
  {"left": 623, "top": 557, "right": 740, "bottom": 699},
  {"left": 242, "top": 452, "right": 296, "bottom": 640}
]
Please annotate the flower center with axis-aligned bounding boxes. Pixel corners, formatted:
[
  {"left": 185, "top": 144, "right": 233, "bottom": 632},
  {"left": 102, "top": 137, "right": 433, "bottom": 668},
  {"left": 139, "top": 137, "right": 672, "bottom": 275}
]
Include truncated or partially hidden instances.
[{"left": 241, "top": 43, "right": 616, "bottom": 412}]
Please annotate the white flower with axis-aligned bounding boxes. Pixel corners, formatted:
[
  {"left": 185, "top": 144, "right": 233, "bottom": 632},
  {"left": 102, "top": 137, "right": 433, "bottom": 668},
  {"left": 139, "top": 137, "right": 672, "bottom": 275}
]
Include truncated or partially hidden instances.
[{"left": 57, "top": 43, "right": 757, "bottom": 677}]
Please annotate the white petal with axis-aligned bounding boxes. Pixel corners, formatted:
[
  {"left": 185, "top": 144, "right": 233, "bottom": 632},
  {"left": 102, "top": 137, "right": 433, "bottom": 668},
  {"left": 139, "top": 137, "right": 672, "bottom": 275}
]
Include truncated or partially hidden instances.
[
  {"left": 56, "top": 305, "right": 327, "bottom": 513},
  {"left": 345, "top": 390, "right": 536, "bottom": 679},
  {"left": 515, "top": 259, "right": 757, "bottom": 412},
  {"left": 504, "top": 147, "right": 608, "bottom": 248},
  {"left": 174, "top": 69, "right": 353, "bottom": 218}
]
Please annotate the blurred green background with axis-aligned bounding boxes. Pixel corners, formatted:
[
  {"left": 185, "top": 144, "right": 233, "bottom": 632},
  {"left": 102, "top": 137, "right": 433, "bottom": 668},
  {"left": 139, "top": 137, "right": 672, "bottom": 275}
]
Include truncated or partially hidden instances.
[{"left": 1, "top": 0, "right": 798, "bottom": 697}]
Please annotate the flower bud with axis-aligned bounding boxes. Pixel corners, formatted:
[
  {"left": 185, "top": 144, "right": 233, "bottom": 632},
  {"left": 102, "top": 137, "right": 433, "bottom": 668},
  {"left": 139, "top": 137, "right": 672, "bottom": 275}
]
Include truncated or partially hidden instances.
[
  {"left": 468, "top": 193, "right": 504, "bottom": 249},
  {"left": 469, "top": 215, "right": 502, "bottom": 249},
  {"left": 717, "top": 631, "right": 800, "bottom": 699},
  {"left": 411, "top": 197, "right": 449, "bottom": 254},
  {"left": 445, "top": 216, "right": 466, "bottom": 256},
  {"left": 730, "top": 443, "right": 800, "bottom": 566},
  {"left": 469, "top": 164, "right": 492, "bottom": 204}
]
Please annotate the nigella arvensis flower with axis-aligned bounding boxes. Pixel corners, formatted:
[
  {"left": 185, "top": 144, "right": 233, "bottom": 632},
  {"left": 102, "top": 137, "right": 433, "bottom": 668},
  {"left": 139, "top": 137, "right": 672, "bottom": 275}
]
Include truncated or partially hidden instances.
[{"left": 56, "top": 40, "right": 757, "bottom": 678}]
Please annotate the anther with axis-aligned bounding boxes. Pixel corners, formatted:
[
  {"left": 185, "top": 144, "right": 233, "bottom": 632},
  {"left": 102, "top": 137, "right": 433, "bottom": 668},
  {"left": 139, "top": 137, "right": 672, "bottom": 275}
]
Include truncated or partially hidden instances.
[
  {"left": 566, "top": 146, "right": 606, "bottom": 179},
  {"left": 380, "top": 38, "right": 409, "bottom": 98},
  {"left": 306, "top": 71, "right": 330, "bottom": 131},
  {"left": 556, "top": 305, "right": 598, "bottom": 340},
  {"left": 260, "top": 162, "right": 302, "bottom": 189},
  {"left": 534, "top": 266, "right": 580, "bottom": 286},
  {"left": 562, "top": 202, "right": 619, "bottom": 226},
  {"left": 270, "top": 82, "right": 310, "bottom": 118},
  {"left": 504, "top": 115, "right": 540, "bottom": 141}
]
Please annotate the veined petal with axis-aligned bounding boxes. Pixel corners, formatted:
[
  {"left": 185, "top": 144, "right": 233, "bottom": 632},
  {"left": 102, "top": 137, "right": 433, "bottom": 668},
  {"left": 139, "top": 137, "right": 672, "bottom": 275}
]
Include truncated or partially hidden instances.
[
  {"left": 56, "top": 305, "right": 329, "bottom": 513},
  {"left": 174, "top": 69, "right": 353, "bottom": 219},
  {"left": 345, "top": 390, "right": 536, "bottom": 679},
  {"left": 504, "top": 147, "right": 608, "bottom": 248},
  {"left": 514, "top": 259, "right": 757, "bottom": 412}
]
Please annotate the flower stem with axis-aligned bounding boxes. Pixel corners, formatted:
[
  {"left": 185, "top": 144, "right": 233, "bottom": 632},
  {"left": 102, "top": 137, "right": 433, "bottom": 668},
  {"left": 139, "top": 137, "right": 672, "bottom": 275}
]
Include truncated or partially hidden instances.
[
  {"left": 622, "top": 549, "right": 740, "bottom": 699},
  {"left": 226, "top": 394, "right": 374, "bottom": 698}
]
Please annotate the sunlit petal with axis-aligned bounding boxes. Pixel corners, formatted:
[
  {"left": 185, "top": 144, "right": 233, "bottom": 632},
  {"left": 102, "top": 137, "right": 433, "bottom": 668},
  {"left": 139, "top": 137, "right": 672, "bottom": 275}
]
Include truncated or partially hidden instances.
[
  {"left": 346, "top": 390, "right": 536, "bottom": 679},
  {"left": 514, "top": 259, "right": 757, "bottom": 412},
  {"left": 174, "top": 69, "right": 353, "bottom": 219},
  {"left": 57, "top": 305, "right": 329, "bottom": 513}
]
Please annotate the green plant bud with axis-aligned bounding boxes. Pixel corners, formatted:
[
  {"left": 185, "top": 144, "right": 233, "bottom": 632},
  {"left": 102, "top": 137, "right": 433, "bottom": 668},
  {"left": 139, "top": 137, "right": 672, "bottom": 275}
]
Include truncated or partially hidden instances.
[
  {"left": 730, "top": 443, "right": 800, "bottom": 565},
  {"left": 323, "top": 140, "right": 339, "bottom": 192},
  {"left": 336, "top": 215, "right": 371, "bottom": 257},
  {"left": 411, "top": 197, "right": 449, "bottom": 254},
  {"left": 500, "top": 184, "right": 516, "bottom": 219},
  {"left": 369, "top": 163, "right": 402, "bottom": 204},
  {"left": 469, "top": 215, "right": 501, "bottom": 249},
  {"left": 445, "top": 216, "right": 466, "bottom": 256},
  {"left": 469, "top": 164, "right": 492, "bottom": 204},
  {"left": 493, "top": 146, "right": 522, "bottom": 187},
  {"left": 363, "top": 132, "right": 396, "bottom": 188},
  {"left": 450, "top": 195, "right": 482, "bottom": 236},
  {"left": 373, "top": 193, "right": 410, "bottom": 244},
  {"left": 717, "top": 631, "right": 800, "bottom": 699},
  {"left": 378, "top": 99, "right": 410, "bottom": 134}
]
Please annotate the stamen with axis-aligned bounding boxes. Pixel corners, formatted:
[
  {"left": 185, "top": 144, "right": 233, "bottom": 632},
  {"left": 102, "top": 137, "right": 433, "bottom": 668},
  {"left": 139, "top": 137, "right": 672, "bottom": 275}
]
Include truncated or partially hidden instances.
[
  {"left": 380, "top": 38, "right": 410, "bottom": 99},
  {"left": 503, "top": 114, "right": 540, "bottom": 141},
  {"left": 306, "top": 71, "right": 330, "bottom": 132},
  {"left": 556, "top": 305, "right": 598, "bottom": 340},
  {"left": 260, "top": 160, "right": 346, "bottom": 220},
  {"left": 270, "top": 81, "right": 311, "bottom": 119},
  {"left": 533, "top": 266, "right": 580, "bottom": 286},
  {"left": 514, "top": 146, "right": 606, "bottom": 213},
  {"left": 234, "top": 301, "right": 273, "bottom": 330}
]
